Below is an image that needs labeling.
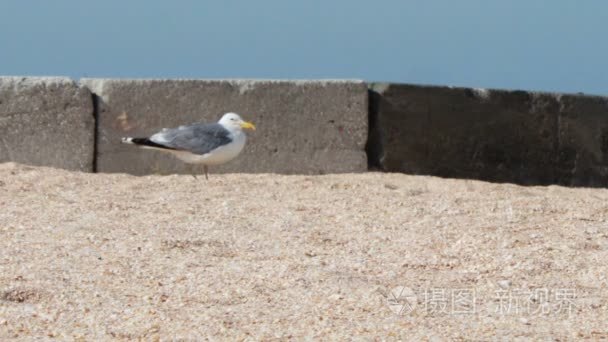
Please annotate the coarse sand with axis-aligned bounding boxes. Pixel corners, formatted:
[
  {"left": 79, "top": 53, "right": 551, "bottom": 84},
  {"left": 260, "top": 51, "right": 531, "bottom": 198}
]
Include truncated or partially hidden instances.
[{"left": 1, "top": 162, "right": 608, "bottom": 340}]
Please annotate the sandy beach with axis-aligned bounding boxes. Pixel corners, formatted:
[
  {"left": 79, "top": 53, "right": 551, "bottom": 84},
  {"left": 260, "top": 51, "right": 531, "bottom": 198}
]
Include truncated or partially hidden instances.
[{"left": 1, "top": 163, "right": 607, "bottom": 340}]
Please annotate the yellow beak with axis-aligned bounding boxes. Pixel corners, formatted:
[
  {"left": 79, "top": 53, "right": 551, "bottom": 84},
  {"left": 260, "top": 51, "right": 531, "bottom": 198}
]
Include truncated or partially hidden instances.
[{"left": 240, "top": 121, "right": 256, "bottom": 130}]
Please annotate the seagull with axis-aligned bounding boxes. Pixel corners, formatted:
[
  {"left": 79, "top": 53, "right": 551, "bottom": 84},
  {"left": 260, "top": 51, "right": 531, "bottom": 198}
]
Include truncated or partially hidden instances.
[{"left": 121, "top": 112, "right": 256, "bottom": 179}]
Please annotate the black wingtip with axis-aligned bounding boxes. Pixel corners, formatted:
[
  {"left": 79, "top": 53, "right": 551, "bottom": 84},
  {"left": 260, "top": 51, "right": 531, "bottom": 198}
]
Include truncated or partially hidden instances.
[{"left": 123, "top": 137, "right": 176, "bottom": 150}]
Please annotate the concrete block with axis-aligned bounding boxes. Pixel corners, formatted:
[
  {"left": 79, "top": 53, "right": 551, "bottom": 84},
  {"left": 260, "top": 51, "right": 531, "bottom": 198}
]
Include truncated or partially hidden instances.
[
  {"left": 81, "top": 79, "right": 367, "bottom": 175},
  {"left": 557, "top": 94, "right": 608, "bottom": 187},
  {"left": 369, "top": 83, "right": 608, "bottom": 187},
  {"left": 0, "top": 77, "right": 94, "bottom": 171}
]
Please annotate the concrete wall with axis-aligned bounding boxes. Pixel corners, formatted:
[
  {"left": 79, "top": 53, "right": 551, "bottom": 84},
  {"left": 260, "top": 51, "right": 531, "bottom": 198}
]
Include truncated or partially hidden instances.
[
  {"left": 0, "top": 77, "right": 94, "bottom": 171},
  {"left": 81, "top": 79, "right": 368, "bottom": 175},
  {"left": 1, "top": 76, "right": 608, "bottom": 187},
  {"left": 368, "top": 83, "right": 608, "bottom": 187}
]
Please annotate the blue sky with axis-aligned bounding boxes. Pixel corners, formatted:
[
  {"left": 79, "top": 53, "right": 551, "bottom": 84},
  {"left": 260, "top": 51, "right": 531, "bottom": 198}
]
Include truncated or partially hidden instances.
[{"left": 1, "top": 1, "right": 607, "bottom": 94}]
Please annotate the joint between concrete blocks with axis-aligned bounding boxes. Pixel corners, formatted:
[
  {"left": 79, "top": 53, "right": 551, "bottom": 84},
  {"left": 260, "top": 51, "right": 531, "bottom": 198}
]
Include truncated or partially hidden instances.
[{"left": 91, "top": 92, "right": 100, "bottom": 173}]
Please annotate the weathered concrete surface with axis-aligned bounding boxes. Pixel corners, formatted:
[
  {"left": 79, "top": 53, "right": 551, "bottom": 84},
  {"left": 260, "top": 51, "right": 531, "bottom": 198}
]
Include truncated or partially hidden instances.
[
  {"left": 0, "top": 77, "right": 94, "bottom": 171},
  {"left": 557, "top": 94, "right": 608, "bottom": 187},
  {"left": 81, "top": 79, "right": 367, "bottom": 175},
  {"left": 368, "top": 83, "right": 608, "bottom": 187}
]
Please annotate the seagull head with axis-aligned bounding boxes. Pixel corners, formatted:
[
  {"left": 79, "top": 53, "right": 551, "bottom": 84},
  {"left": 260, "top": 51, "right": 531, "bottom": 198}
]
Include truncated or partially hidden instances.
[{"left": 219, "top": 112, "right": 256, "bottom": 132}]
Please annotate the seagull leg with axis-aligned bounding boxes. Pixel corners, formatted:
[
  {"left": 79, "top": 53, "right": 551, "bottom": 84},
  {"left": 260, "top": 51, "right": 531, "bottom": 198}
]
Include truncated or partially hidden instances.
[
  {"left": 204, "top": 165, "right": 209, "bottom": 180},
  {"left": 190, "top": 165, "right": 198, "bottom": 180}
]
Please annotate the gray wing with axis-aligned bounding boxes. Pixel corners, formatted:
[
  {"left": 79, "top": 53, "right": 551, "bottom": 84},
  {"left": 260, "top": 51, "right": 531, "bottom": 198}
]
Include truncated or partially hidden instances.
[{"left": 149, "top": 123, "right": 232, "bottom": 155}]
